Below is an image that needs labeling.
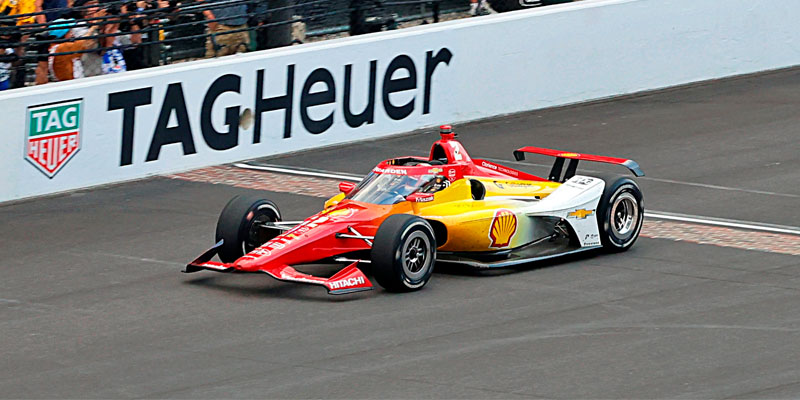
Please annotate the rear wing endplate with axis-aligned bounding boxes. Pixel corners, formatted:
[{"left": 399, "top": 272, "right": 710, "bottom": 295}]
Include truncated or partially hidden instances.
[{"left": 513, "top": 146, "right": 644, "bottom": 182}]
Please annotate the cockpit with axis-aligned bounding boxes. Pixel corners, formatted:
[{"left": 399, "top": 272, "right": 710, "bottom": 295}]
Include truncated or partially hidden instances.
[{"left": 346, "top": 172, "right": 450, "bottom": 205}]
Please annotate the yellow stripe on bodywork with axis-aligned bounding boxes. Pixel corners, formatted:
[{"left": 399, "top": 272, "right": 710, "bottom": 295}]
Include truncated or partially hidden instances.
[{"left": 470, "top": 177, "right": 560, "bottom": 199}]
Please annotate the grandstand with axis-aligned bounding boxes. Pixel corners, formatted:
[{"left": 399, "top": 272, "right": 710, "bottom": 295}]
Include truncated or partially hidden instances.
[{"left": 1, "top": 0, "right": 482, "bottom": 88}]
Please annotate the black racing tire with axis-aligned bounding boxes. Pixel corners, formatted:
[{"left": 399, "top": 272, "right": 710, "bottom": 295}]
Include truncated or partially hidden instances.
[
  {"left": 596, "top": 175, "right": 644, "bottom": 252},
  {"left": 215, "top": 195, "right": 282, "bottom": 263},
  {"left": 371, "top": 214, "right": 436, "bottom": 292},
  {"left": 487, "top": 0, "right": 572, "bottom": 13}
]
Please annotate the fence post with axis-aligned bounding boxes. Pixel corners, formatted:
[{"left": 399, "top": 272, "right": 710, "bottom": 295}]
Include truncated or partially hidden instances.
[
  {"left": 267, "top": 0, "right": 294, "bottom": 48},
  {"left": 349, "top": 0, "right": 366, "bottom": 35}
]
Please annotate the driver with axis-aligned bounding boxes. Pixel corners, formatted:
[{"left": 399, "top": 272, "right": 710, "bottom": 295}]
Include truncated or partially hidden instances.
[
  {"left": 419, "top": 175, "right": 450, "bottom": 194},
  {"left": 371, "top": 174, "right": 424, "bottom": 204}
]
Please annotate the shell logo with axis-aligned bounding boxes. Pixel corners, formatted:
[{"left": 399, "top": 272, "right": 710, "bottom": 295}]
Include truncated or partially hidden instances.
[
  {"left": 489, "top": 209, "right": 518, "bottom": 248},
  {"left": 558, "top": 152, "right": 580, "bottom": 158}
]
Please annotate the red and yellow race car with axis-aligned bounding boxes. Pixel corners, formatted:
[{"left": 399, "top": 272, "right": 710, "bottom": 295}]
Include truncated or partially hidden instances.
[{"left": 184, "top": 125, "right": 644, "bottom": 294}]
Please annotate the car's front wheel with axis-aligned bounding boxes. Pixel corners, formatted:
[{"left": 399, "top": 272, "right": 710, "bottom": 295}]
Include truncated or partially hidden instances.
[
  {"left": 371, "top": 215, "right": 436, "bottom": 292},
  {"left": 215, "top": 195, "right": 282, "bottom": 263}
]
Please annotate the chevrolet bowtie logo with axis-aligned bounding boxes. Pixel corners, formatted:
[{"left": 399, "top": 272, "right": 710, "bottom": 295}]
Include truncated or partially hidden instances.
[{"left": 568, "top": 209, "right": 595, "bottom": 219}]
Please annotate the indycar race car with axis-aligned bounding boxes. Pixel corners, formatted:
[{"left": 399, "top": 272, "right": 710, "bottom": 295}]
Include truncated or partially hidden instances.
[{"left": 184, "top": 125, "right": 645, "bottom": 294}]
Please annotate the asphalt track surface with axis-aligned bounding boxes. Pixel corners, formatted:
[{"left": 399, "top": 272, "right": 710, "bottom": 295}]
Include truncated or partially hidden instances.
[{"left": 2, "top": 68, "right": 799, "bottom": 399}]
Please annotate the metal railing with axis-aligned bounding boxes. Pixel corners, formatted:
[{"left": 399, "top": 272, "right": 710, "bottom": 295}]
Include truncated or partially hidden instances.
[{"left": 1, "top": 0, "right": 467, "bottom": 89}]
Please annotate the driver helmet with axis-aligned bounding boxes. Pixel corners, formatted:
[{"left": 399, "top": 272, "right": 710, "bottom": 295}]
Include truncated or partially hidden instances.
[{"left": 421, "top": 175, "right": 450, "bottom": 193}]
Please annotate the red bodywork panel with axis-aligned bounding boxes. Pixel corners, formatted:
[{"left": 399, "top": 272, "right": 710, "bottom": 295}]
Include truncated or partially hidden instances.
[
  {"left": 513, "top": 146, "right": 645, "bottom": 177},
  {"left": 186, "top": 201, "right": 391, "bottom": 294}
]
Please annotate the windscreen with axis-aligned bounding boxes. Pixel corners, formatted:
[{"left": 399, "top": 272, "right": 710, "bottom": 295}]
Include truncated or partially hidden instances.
[{"left": 347, "top": 172, "right": 437, "bottom": 205}]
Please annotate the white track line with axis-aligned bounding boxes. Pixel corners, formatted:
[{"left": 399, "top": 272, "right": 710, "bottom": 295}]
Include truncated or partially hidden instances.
[
  {"left": 233, "top": 163, "right": 800, "bottom": 236},
  {"left": 233, "top": 163, "right": 362, "bottom": 181},
  {"left": 644, "top": 212, "right": 800, "bottom": 235}
]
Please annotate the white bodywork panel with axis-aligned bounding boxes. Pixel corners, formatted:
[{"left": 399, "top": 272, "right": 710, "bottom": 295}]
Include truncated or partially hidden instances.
[{"left": 522, "top": 175, "right": 605, "bottom": 247}]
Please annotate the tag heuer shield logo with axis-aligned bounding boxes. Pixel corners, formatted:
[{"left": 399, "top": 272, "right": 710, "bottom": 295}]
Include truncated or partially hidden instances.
[{"left": 25, "top": 99, "right": 82, "bottom": 178}]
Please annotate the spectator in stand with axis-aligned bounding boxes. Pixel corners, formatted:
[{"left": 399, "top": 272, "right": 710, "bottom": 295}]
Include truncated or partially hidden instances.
[
  {"left": 33, "top": 0, "right": 71, "bottom": 84},
  {"left": 121, "top": 0, "right": 159, "bottom": 70},
  {"left": 35, "top": 0, "right": 69, "bottom": 24},
  {"left": 0, "top": 20, "right": 18, "bottom": 90},
  {"left": 96, "top": 3, "right": 127, "bottom": 75},
  {"left": 1, "top": 0, "right": 36, "bottom": 87},
  {"left": 248, "top": 0, "right": 268, "bottom": 51},
  {"left": 0, "top": 0, "right": 35, "bottom": 24},
  {"left": 202, "top": 0, "right": 249, "bottom": 57},
  {"left": 0, "top": 47, "right": 13, "bottom": 90},
  {"left": 69, "top": 0, "right": 104, "bottom": 77},
  {"left": 47, "top": 18, "right": 99, "bottom": 81},
  {"left": 469, "top": 0, "right": 489, "bottom": 16}
]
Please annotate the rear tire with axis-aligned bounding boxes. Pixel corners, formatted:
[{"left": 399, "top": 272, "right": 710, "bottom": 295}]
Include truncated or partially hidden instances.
[
  {"left": 596, "top": 176, "right": 644, "bottom": 252},
  {"left": 371, "top": 215, "right": 436, "bottom": 292},
  {"left": 215, "top": 195, "right": 282, "bottom": 263}
]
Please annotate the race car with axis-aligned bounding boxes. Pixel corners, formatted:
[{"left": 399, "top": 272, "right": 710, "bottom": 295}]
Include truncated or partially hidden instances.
[{"left": 184, "top": 125, "right": 645, "bottom": 294}]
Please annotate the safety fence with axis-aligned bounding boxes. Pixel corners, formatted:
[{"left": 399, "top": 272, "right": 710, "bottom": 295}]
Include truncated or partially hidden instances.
[{"left": 1, "top": 0, "right": 470, "bottom": 89}]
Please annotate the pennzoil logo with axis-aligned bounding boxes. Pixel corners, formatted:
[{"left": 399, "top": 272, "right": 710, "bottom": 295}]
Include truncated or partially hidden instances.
[
  {"left": 489, "top": 209, "right": 517, "bottom": 248},
  {"left": 568, "top": 209, "right": 595, "bottom": 219},
  {"left": 25, "top": 99, "right": 82, "bottom": 178},
  {"left": 321, "top": 208, "right": 354, "bottom": 219}
]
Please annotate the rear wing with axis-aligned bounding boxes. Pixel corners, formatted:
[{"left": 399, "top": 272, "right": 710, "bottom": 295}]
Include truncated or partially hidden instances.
[{"left": 513, "top": 146, "right": 644, "bottom": 182}]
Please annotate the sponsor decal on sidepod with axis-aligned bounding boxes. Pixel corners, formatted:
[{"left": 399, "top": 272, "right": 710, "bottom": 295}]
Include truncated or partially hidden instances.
[{"left": 489, "top": 209, "right": 518, "bottom": 248}]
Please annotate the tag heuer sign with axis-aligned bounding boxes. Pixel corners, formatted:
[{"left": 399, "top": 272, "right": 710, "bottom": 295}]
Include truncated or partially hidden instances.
[{"left": 25, "top": 99, "right": 82, "bottom": 178}]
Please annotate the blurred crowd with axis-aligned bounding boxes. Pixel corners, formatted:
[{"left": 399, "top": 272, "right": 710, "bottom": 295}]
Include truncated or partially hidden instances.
[
  {"left": 0, "top": 0, "right": 536, "bottom": 91},
  {"left": 0, "top": 0, "right": 274, "bottom": 90}
]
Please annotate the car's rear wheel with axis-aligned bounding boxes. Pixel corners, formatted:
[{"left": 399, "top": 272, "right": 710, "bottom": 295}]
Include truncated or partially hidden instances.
[
  {"left": 596, "top": 176, "right": 643, "bottom": 252},
  {"left": 215, "top": 195, "right": 282, "bottom": 263},
  {"left": 371, "top": 215, "right": 436, "bottom": 292}
]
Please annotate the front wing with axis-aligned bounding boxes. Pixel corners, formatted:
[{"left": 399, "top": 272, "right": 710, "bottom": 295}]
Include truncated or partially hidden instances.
[{"left": 183, "top": 240, "right": 373, "bottom": 295}]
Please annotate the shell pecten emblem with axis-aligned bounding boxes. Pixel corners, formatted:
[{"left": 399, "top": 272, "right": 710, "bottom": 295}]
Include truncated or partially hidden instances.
[{"left": 489, "top": 209, "right": 518, "bottom": 248}]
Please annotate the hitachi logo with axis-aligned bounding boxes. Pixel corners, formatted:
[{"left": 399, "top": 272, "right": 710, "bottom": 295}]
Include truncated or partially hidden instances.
[{"left": 328, "top": 276, "right": 365, "bottom": 289}]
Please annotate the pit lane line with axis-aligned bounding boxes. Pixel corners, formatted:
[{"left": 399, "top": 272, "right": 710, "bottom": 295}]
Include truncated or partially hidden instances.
[{"left": 232, "top": 162, "right": 800, "bottom": 236}]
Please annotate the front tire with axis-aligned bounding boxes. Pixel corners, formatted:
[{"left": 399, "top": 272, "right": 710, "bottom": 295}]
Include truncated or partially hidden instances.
[
  {"left": 597, "top": 176, "right": 644, "bottom": 252},
  {"left": 371, "top": 215, "right": 436, "bottom": 292},
  {"left": 215, "top": 195, "right": 282, "bottom": 263}
]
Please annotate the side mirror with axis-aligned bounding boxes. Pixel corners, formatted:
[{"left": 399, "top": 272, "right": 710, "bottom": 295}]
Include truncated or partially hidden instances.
[
  {"left": 339, "top": 181, "right": 356, "bottom": 195},
  {"left": 406, "top": 192, "right": 435, "bottom": 203}
]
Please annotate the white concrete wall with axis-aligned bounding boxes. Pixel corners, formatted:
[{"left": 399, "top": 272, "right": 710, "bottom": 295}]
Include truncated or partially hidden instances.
[{"left": 1, "top": 0, "right": 798, "bottom": 202}]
